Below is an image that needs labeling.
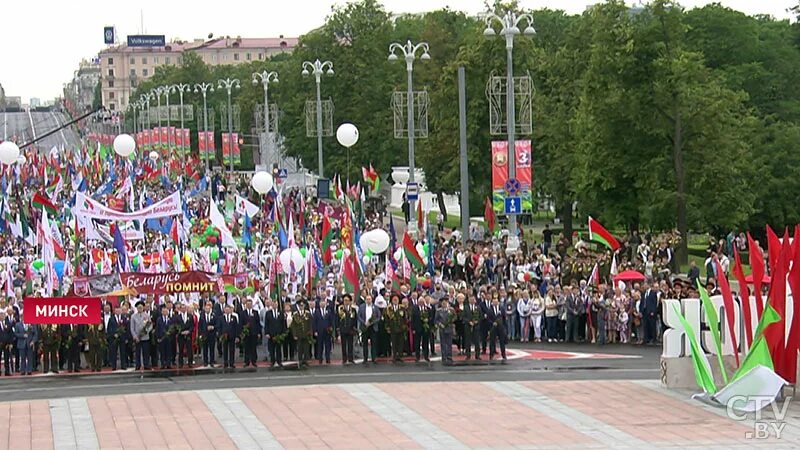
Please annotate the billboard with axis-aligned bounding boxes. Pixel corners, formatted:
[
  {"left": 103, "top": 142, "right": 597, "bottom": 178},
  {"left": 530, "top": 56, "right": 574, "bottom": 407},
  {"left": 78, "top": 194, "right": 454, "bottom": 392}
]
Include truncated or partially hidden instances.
[
  {"left": 491, "top": 140, "right": 533, "bottom": 214},
  {"left": 127, "top": 35, "right": 166, "bottom": 47}
]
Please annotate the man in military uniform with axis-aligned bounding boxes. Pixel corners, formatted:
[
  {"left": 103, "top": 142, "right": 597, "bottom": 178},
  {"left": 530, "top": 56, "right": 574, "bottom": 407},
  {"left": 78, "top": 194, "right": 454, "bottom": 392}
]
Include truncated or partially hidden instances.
[
  {"left": 290, "top": 300, "right": 312, "bottom": 367},
  {"left": 40, "top": 324, "right": 61, "bottom": 374},
  {"left": 338, "top": 294, "right": 358, "bottom": 365},
  {"left": 86, "top": 323, "right": 105, "bottom": 372},
  {"left": 385, "top": 295, "right": 407, "bottom": 363}
]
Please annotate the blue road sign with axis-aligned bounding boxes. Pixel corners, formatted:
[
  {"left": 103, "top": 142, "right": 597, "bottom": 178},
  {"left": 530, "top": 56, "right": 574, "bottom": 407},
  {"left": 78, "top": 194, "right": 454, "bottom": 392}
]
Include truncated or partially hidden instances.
[
  {"left": 504, "top": 196, "right": 521, "bottom": 215},
  {"left": 277, "top": 168, "right": 288, "bottom": 179},
  {"left": 406, "top": 182, "right": 419, "bottom": 201},
  {"left": 504, "top": 178, "right": 521, "bottom": 195}
]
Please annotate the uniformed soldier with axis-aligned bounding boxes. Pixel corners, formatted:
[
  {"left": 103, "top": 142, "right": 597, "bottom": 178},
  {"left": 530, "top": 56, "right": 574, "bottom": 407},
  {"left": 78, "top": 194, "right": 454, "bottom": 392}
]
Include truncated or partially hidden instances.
[
  {"left": 86, "top": 323, "right": 105, "bottom": 372},
  {"left": 290, "top": 299, "right": 312, "bottom": 367},
  {"left": 40, "top": 324, "right": 60, "bottom": 374}
]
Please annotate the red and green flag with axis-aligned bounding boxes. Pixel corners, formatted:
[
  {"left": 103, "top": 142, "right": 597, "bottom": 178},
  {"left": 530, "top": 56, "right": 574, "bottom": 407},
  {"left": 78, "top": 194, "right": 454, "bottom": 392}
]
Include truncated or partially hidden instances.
[
  {"left": 484, "top": 196, "right": 496, "bottom": 234},
  {"left": 362, "top": 164, "right": 380, "bottom": 191},
  {"left": 403, "top": 232, "right": 425, "bottom": 270},
  {"left": 698, "top": 280, "right": 729, "bottom": 385},
  {"left": 672, "top": 303, "right": 717, "bottom": 394},
  {"left": 320, "top": 216, "right": 334, "bottom": 265},
  {"left": 32, "top": 192, "right": 58, "bottom": 216},
  {"left": 588, "top": 216, "right": 620, "bottom": 251},
  {"left": 343, "top": 253, "right": 359, "bottom": 294}
]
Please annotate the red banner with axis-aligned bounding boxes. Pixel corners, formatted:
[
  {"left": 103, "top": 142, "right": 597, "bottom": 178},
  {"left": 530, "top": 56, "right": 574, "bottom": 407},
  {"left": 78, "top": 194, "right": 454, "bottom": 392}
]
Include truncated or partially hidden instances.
[
  {"left": 24, "top": 297, "right": 101, "bottom": 324},
  {"left": 160, "top": 127, "right": 168, "bottom": 147},
  {"left": 175, "top": 128, "right": 183, "bottom": 149},
  {"left": 207, "top": 131, "right": 215, "bottom": 151},
  {"left": 491, "top": 141, "right": 509, "bottom": 190},
  {"left": 198, "top": 132, "right": 206, "bottom": 153},
  {"left": 515, "top": 140, "right": 532, "bottom": 191},
  {"left": 183, "top": 128, "right": 191, "bottom": 150},
  {"left": 120, "top": 271, "right": 219, "bottom": 295},
  {"left": 153, "top": 127, "right": 161, "bottom": 147}
]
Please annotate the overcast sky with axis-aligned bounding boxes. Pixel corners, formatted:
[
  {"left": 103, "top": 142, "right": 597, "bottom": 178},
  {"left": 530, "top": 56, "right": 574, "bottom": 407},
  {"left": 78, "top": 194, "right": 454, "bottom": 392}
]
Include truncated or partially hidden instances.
[{"left": 2, "top": 0, "right": 794, "bottom": 101}]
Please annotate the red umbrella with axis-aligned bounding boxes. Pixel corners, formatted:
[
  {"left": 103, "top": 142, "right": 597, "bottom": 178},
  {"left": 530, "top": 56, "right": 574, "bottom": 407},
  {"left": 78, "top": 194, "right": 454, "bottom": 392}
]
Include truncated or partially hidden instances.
[
  {"left": 613, "top": 270, "right": 646, "bottom": 282},
  {"left": 744, "top": 274, "right": 771, "bottom": 284}
]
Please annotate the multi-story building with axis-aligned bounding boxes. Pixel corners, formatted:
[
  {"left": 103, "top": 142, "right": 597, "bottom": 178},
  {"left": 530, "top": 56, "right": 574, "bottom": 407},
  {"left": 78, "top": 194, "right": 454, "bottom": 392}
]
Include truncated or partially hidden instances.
[
  {"left": 0, "top": 83, "right": 5, "bottom": 110},
  {"left": 97, "top": 35, "right": 297, "bottom": 111},
  {"left": 64, "top": 59, "right": 101, "bottom": 115}
]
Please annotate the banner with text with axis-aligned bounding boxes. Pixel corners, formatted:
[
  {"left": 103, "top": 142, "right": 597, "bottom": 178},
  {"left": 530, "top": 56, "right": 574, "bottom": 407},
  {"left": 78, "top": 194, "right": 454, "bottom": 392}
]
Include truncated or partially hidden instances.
[
  {"left": 24, "top": 297, "right": 102, "bottom": 324},
  {"left": 73, "top": 272, "right": 250, "bottom": 296},
  {"left": 75, "top": 191, "right": 182, "bottom": 221},
  {"left": 491, "top": 140, "right": 533, "bottom": 214}
]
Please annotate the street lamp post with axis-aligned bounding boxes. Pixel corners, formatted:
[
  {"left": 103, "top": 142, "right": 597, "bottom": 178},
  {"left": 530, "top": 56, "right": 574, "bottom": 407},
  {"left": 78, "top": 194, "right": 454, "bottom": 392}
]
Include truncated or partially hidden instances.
[
  {"left": 164, "top": 86, "right": 173, "bottom": 154},
  {"left": 388, "top": 40, "right": 430, "bottom": 224},
  {"left": 252, "top": 70, "right": 279, "bottom": 167},
  {"left": 483, "top": 10, "right": 534, "bottom": 251},
  {"left": 217, "top": 78, "right": 240, "bottom": 174},
  {"left": 301, "top": 59, "right": 334, "bottom": 178},
  {"left": 141, "top": 91, "right": 155, "bottom": 130},
  {"left": 172, "top": 83, "right": 192, "bottom": 154},
  {"left": 194, "top": 82, "right": 215, "bottom": 174}
]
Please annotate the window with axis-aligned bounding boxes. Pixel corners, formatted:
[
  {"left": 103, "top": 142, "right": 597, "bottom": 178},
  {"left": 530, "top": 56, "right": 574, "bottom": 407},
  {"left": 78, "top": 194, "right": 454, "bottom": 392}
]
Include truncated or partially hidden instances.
[
  {"left": 109, "top": 92, "right": 115, "bottom": 99},
  {"left": 246, "top": 53, "right": 251, "bottom": 61},
  {"left": 108, "top": 57, "right": 114, "bottom": 65},
  {"left": 109, "top": 103, "right": 116, "bottom": 111},
  {"left": 166, "top": 56, "right": 171, "bottom": 64},
  {"left": 234, "top": 53, "right": 240, "bottom": 61},
  {"left": 153, "top": 56, "right": 158, "bottom": 64},
  {"left": 143, "top": 68, "right": 149, "bottom": 77},
  {"left": 129, "top": 57, "right": 135, "bottom": 65},
  {"left": 130, "top": 69, "right": 136, "bottom": 77},
  {"left": 258, "top": 53, "right": 263, "bottom": 60},
  {"left": 108, "top": 80, "right": 114, "bottom": 88},
  {"left": 142, "top": 57, "right": 147, "bottom": 64},
  {"left": 107, "top": 68, "right": 114, "bottom": 77}
]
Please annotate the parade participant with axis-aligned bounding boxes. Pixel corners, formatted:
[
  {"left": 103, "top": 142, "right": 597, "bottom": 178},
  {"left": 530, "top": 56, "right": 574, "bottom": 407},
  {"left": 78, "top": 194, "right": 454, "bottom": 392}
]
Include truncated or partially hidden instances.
[
  {"left": 264, "top": 299, "right": 285, "bottom": 367},
  {"left": 130, "top": 301, "right": 152, "bottom": 371},
  {"left": 0, "top": 311, "right": 12, "bottom": 375},
  {"left": 434, "top": 298, "right": 455, "bottom": 364},
  {"left": 62, "top": 323, "right": 84, "bottom": 373},
  {"left": 86, "top": 323, "right": 105, "bottom": 372},
  {"left": 384, "top": 295, "right": 407, "bottom": 363},
  {"left": 155, "top": 305, "right": 174, "bottom": 369},
  {"left": 461, "top": 293, "right": 481, "bottom": 360},
  {"left": 14, "top": 314, "right": 37, "bottom": 376},
  {"left": 198, "top": 301, "right": 218, "bottom": 367},
  {"left": 41, "top": 324, "right": 61, "bottom": 374},
  {"left": 338, "top": 294, "right": 357, "bottom": 365},
  {"left": 220, "top": 304, "right": 240, "bottom": 369},
  {"left": 282, "top": 302, "right": 296, "bottom": 362},
  {"left": 411, "top": 295, "right": 432, "bottom": 362},
  {"left": 107, "top": 305, "right": 129, "bottom": 371},
  {"left": 357, "top": 294, "right": 380, "bottom": 364},
  {"left": 313, "top": 298, "right": 333, "bottom": 364},
  {"left": 291, "top": 299, "right": 312, "bottom": 367},
  {"left": 487, "top": 296, "right": 508, "bottom": 361},
  {"left": 240, "top": 298, "right": 261, "bottom": 368}
]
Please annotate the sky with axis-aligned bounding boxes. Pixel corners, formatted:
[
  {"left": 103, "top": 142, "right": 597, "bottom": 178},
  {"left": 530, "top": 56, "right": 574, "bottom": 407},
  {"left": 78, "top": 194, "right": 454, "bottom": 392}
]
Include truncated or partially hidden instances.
[{"left": 1, "top": 0, "right": 794, "bottom": 101}]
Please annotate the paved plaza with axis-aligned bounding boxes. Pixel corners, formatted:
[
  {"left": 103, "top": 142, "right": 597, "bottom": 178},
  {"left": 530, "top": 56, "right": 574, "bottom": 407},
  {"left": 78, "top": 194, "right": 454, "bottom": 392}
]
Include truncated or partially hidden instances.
[{"left": 1, "top": 379, "right": 797, "bottom": 450}]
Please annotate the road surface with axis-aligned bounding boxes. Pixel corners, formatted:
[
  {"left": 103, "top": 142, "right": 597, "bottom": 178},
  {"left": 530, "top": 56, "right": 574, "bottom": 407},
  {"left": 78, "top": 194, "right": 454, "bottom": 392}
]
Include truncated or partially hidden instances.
[{"left": 2, "top": 110, "right": 80, "bottom": 151}]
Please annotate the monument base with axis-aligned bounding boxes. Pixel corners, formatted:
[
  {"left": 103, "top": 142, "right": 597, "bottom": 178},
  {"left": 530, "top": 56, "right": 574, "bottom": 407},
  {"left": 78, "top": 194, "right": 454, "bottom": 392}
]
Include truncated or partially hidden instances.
[{"left": 660, "top": 355, "right": 741, "bottom": 390}]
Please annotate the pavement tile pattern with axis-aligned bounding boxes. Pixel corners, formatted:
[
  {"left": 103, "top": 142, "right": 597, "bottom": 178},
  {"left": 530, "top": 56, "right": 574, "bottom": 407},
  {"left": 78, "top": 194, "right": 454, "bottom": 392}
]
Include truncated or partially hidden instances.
[{"left": 0, "top": 380, "right": 794, "bottom": 449}]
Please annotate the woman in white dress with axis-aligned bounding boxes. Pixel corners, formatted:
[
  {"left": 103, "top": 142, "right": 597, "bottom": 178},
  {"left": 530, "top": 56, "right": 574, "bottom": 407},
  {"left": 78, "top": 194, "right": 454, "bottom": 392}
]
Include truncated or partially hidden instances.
[
  {"left": 530, "top": 289, "right": 545, "bottom": 342},
  {"left": 516, "top": 290, "right": 532, "bottom": 343}
]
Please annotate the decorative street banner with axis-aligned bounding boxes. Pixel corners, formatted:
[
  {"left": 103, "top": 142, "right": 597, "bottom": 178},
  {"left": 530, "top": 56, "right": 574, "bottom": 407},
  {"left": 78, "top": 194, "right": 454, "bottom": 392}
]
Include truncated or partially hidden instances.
[
  {"left": 160, "top": 127, "right": 169, "bottom": 150},
  {"left": 232, "top": 133, "right": 242, "bottom": 165},
  {"left": 491, "top": 140, "right": 533, "bottom": 214},
  {"left": 24, "top": 297, "right": 102, "bottom": 324},
  {"left": 75, "top": 191, "right": 182, "bottom": 221},
  {"left": 182, "top": 128, "right": 191, "bottom": 155},
  {"left": 222, "top": 133, "right": 230, "bottom": 164},
  {"left": 222, "top": 133, "right": 242, "bottom": 166},
  {"left": 153, "top": 127, "right": 161, "bottom": 149},
  {"left": 74, "top": 271, "right": 250, "bottom": 296},
  {"left": 175, "top": 127, "right": 183, "bottom": 151}
]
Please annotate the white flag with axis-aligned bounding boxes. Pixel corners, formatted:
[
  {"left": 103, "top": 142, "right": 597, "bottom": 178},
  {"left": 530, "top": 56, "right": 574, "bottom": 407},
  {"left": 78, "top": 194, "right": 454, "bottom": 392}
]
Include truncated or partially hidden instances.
[
  {"left": 210, "top": 200, "right": 237, "bottom": 248},
  {"left": 235, "top": 195, "right": 260, "bottom": 218}
]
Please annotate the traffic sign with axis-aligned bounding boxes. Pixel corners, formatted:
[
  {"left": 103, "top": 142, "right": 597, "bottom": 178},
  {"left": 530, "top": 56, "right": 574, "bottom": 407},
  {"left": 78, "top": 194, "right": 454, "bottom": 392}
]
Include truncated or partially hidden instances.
[
  {"left": 504, "top": 178, "right": 521, "bottom": 195},
  {"left": 277, "top": 168, "right": 288, "bottom": 179},
  {"left": 406, "top": 182, "right": 419, "bottom": 201},
  {"left": 504, "top": 196, "right": 521, "bottom": 215}
]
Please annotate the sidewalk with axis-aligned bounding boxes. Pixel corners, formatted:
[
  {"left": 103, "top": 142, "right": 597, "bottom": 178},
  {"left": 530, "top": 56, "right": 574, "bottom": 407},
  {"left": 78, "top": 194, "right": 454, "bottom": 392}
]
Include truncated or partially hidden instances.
[{"left": 2, "top": 379, "right": 798, "bottom": 449}]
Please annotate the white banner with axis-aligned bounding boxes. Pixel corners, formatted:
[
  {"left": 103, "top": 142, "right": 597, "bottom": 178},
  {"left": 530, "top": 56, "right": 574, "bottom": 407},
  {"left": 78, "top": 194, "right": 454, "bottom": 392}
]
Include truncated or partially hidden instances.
[{"left": 75, "top": 191, "right": 182, "bottom": 221}]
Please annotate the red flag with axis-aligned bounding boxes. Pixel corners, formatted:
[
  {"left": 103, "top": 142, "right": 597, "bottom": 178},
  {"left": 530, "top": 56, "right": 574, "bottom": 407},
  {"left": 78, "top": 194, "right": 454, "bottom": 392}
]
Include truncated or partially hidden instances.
[
  {"left": 484, "top": 197, "right": 496, "bottom": 234},
  {"left": 715, "top": 260, "right": 739, "bottom": 367},
  {"left": 732, "top": 247, "right": 752, "bottom": 347},
  {"left": 766, "top": 225, "right": 782, "bottom": 275},
  {"left": 747, "top": 232, "right": 765, "bottom": 318},
  {"left": 764, "top": 230, "right": 791, "bottom": 381},
  {"left": 784, "top": 225, "right": 800, "bottom": 384},
  {"left": 417, "top": 200, "right": 424, "bottom": 233}
]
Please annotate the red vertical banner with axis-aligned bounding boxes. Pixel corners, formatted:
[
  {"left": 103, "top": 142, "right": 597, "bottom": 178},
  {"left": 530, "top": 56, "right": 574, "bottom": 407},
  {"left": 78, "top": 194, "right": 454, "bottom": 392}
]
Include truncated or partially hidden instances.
[
  {"left": 152, "top": 127, "right": 160, "bottom": 149},
  {"left": 491, "top": 141, "right": 509, "bottom": 213},
  {"left": 207, "top": 131, "right": 215, "bottom": 153},
  {"left": 183, "top": 128, "right": 191, "bottom": 153},
  {"left": 515, "top": 140, "right": 532, "bottom": 191},
  {"left": 160, "top": 127, "right": 168, "bottom": 149},
  {"left": 221, "top": 133, "right": 230, "bottom": 165},
  {"left": 175, "top": 127, "right": 184, "bottom": 150},
  {"left": 198, "top": 131, "right": 207, "bottom": 159},
  {"left": 232, "top": 133, "right": 241, "bottom": 165},
  {"left": 169, "top": 126, "right": 176, "bottom": 149}
]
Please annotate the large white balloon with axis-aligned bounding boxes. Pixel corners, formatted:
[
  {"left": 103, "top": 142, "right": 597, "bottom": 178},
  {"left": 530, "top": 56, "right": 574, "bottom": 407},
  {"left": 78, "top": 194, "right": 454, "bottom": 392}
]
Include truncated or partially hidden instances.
[
  {"left": 149, "top": 151, "right": 159, "bottom": 161},
  {"left": 113, "top": 134, "right": 136, "bottom": 157},
  {"left": 360, "top": 229, "right": 390, "bottom": 254},
  {"left": 336, "top": 123, "right": 359, "bottom": 148},
  {"left": 279, "top": 248, "right": 305, "bottom": 274},
  {"left": 251, "top": 171, "right": 274, "bottom": 194},
  {"left": 16, "top": 154, "right": 27, "bottom": 165},
  {"left": 0, "top": 141, "right": 21, "bottom": 165}
]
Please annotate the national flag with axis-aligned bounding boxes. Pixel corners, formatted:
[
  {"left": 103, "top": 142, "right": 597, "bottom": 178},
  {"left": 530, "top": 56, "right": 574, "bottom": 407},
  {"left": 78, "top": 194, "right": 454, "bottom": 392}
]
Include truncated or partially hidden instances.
[
  {"left": 588, "top": 263, "right": 600, "bottom": 286},
  {"left": 417, "top": 200, "right": 424, "bottom": 233},
  {"left": 763, "top": 231, "right": 791, "bottom": 382},
  {"left": 426, "top": 215, "right": 435, "bottom": 277},
  {"left": 321, "top": 216, "right": 333, "bottom": 265},
  {"left": 403, "top": 232, "right": 425, "bottom": 270},
  {"left": 588, "top": 216, "right": 620, "bottom": 251},
  {"left": 484, "top": 197, "right": 495, "bottom": 234},
  {"left": 765, "top": 225, "right": 781, "bottom": 275},
  {"left": 733, "top": 247, "right": 753, "bottom": 347},
  {"left": 113, "top": 224, "right": 128, "bottom": 272},
  {"left": 748, "top": 232, "right": 766, "bottom": 317},
  {"left": 672, "top": 304, "right": 717, "bottom": 394},
  {"left": 785, "top": 225, "right": 800, "bottom": 384},
  {"left": 732, "top": 305, "right": 781, "bottom": 381},
  {"left": 363, "top": 164, "right": 380, "bottom": 191},
  {"left": 32, "top": 192, "right": 58, "bottom": 216},
  {"left": 697, "top": 280, "right": 728, "bottom": 384},
  {"left": 343, "top": 253, "right": 358, "bottom": 294},
  {"left": 235, "top": 194, "right": 260, "bottom": 218},
  {"left": 715, "top": 260, "right": 739, "bottom": 367},
  {"left": 242, "top": 213, "right": 253, "bottom": 249}
]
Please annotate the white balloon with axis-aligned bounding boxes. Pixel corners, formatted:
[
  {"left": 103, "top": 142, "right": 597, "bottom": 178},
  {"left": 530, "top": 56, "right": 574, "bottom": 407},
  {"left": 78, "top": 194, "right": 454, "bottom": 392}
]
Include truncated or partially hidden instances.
[
  {"left": 359, "top": 229, "right": 390, "bottom": 254},
  {"left": 517, "top": 272, "right": 525, "bottom": 282},
  {"left": 113, "top": 134, "right": 136, "bottom": 157},
  {"left": 16, "top": 154, "right": 26, "bottom": 165},
  {"left": 279, "top": 248, "right": 306, "bottom": 274},
  {"left": 416, "top": 242, "right": 426, "bottom": 258},
  {"left": 362, "top": 255, "right": 371, "bottom": 266},
  {"left": 251, "top": 171, "right": 274, "bottom": 194},
  {"left": 149, "top": 151, "right": 159, "bottom": 161},
  {"left": 336, "top": 123, "right": 359, "bottom": 148},
  {"left": 0, "top": 141, "right": 21, "bottom": 165}
]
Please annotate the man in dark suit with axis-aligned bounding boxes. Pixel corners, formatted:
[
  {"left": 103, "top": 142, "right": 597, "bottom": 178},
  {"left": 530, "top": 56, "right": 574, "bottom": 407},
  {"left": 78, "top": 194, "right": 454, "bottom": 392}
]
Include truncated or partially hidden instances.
[
  {"left": 338, "top": 294, "right": 358, "bottom": 364},
  {"left": 487, "top": 297, "right": 508, "bottom": 360},
  {"left": 240, "top": 298, "right": 261, "bottom": 367},
  {"left": 357, "top": 294, "right": 381, "bottom": 364},
  {"left": 263, "top": 299, "right": 285, "bottom": 367},
  {"left": 198, "top": 301, "right": 218, "bottom": 367},
  {"left": 219, "top": 304, "right": 240, "bottom": 368},
  {"left": 0, "top": 311, "right": 12, "bottom": 375},
  {"left": 107, "top": 305, "right": 129, "bottom": 370},
  {"left": 640, "top": 283, "right": 659, "bottom": 345},
  {"left": 313, "top": 298, "right": 334, "bottom": 364},
  {"left": 479, "top": 292, "right": 492, "bottom": 355},
  {"left": 175, "top": 303, "right": 195, "bottom": 368},
  {"left": 308, "top": 300, "right": 321, "bottom": 361},
  {"left": 411, "top": 296, "right": 433, "bottom": 362},
  {"left": 13, "top": 316, "right": 38, "bottom": 375},
  {"left": 155, "top": 305, "right": 173, "bottom": 369},
  {"left": 60, "top": 323, "right": 85, "bottom": 372},
  {"left": 461, "top": 294, "right": 481, "bottom": 360}
]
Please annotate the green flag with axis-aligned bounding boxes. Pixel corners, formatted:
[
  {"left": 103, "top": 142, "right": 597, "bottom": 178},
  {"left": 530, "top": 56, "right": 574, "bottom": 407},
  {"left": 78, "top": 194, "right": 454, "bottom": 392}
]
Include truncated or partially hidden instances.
[
  {"left": 698, "top": 281, "right": 729, "bottom": 384},
  {"left": 672, "top": 304, "right": 717, "bottom": 394},
  {"left": 733, "top": 304, "right": 781, "bottom": 381}
]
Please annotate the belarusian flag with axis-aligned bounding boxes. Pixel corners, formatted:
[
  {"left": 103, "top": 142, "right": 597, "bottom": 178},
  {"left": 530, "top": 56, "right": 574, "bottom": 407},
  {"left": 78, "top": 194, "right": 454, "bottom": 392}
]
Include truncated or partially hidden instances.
[
  {"left": 343, "top": 253, "right": 358, "bottom": 294},
  {"left": 588, "top": 216, "right": 620, "bottom": 251},
  {"left": 321, "top": 216, "right": 333, "bottom": 265},
  {"left": 362, "top": 164, "right": 379, "bottom": 191},
  {"left": 32, "top": 192, "right": 58, "bottom": 216},
  {"left": 403, "top": 232, "right": 425, "bottom": 270},
  {"left": 733, "top": 304, "right": 780, "bottom": 381},
  {"left": 484, "top": 197, "right": 495, "bottom": 234}
]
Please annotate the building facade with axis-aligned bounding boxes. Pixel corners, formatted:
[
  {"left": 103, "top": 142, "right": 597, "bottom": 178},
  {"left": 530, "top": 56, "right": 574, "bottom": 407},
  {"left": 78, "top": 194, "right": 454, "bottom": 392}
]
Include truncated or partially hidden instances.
[
  {"left": 97, "top": 36, "right": 297, "bottom": 111},
  {"left": 64, "top": 59, "right": 101, "bottom": 115}
]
